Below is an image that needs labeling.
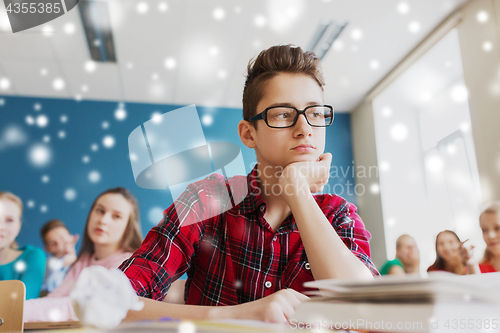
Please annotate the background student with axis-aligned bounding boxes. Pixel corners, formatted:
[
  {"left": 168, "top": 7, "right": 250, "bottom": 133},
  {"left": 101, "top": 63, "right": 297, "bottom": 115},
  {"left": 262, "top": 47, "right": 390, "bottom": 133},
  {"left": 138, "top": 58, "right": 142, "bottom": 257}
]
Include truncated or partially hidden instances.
[
  {"left": 427, "top": 230, "right": 479, "bottom": 275},
  {"left": 478, "top": 202, "right": 500, "bottom": 273},
  {"left": 40, "top": 219, "right": 79, "bottom": 295},
  {"left": 120, "top": 44, "right": 378, "bottom": 324},
  {"left": 24, "top": 187, "right": 142, "bottom": 322},
  {"left": 379, "top": 234, "right": 420, "bottom": 275},
  {"left": 0, "top": 191, "right": 46, "bottom": 299}
]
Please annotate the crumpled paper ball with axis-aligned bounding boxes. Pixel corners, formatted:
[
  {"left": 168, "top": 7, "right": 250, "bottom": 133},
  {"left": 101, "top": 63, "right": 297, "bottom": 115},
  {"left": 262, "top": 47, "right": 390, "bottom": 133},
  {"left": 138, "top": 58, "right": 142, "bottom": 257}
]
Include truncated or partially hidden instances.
[{"left": 69, "top": 266, "right": 144, "bottom": 328}]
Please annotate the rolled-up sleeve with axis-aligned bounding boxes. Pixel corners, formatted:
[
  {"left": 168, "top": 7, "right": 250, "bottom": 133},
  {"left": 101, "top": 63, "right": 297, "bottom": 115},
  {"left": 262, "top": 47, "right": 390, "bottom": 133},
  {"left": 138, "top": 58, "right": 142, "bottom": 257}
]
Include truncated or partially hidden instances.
[
  {"left": 320, "top": 194, "right": 380, "bottom": 276},
  {"left": 120, "top": 175, "right": 229, "bottom": 300}
]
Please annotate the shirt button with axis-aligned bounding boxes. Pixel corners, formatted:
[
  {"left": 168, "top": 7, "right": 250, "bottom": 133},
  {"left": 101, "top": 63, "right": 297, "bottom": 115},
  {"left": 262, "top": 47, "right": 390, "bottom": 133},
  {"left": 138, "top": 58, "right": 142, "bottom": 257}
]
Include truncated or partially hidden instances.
[
  {"left": 265, "top": 281, "right": 272, "bottom": 289},
  {"left": 272, "top": 235, "right": 277, "bottom": 241},
  {"left": 305, "top": 263, "right": 310, "bottom": 270},
  {"left": 260, "top": 205, "right": 265, "bottom": 213}
]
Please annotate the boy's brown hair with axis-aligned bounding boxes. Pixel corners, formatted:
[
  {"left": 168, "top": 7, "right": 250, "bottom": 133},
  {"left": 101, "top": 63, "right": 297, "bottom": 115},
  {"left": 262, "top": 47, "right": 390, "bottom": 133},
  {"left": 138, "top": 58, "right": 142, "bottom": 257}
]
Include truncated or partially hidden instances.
[
  {"left": 40, "top": 219, "right": 68, "bottom": 244},
  {"left": 242, "top": 44, "right": 325, "bottom": 122}
]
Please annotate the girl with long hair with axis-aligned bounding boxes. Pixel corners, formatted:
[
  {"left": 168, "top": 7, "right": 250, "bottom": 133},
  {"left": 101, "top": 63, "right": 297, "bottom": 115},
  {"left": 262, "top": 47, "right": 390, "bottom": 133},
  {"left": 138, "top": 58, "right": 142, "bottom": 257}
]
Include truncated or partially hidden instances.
[
  {"left": 24, "top": 187, "right": 142, "bottom": 321},
  {"left": 427, "top": 230, "right": 479, "bottom": 275}
]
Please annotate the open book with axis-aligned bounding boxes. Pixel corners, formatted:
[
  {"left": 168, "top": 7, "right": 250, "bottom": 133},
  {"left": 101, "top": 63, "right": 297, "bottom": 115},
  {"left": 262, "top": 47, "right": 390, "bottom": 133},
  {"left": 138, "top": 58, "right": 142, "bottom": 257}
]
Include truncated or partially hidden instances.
[{"left": 292, "top": 272, "right": 500, "bottom": 332}]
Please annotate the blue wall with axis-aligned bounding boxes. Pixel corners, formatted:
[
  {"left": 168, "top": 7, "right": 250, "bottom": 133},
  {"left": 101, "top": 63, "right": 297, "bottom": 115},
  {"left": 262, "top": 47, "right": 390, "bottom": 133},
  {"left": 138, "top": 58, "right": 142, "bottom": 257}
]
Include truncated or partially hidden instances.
[{"left": 0, "top": 95, "right": 355, "bottom": 250}]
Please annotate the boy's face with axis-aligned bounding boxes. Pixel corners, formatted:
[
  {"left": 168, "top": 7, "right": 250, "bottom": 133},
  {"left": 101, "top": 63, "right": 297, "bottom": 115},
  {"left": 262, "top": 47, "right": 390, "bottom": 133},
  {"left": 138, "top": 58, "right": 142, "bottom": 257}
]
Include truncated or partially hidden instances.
[
  {"left": 248, "top": 73, "right": 326, "bottom": 169},
  {"left": 396, "top": 236, "right": 419, "bottom": 265},
  {"left": 44, "top": 226, "right": 73, "bottom": 258}
]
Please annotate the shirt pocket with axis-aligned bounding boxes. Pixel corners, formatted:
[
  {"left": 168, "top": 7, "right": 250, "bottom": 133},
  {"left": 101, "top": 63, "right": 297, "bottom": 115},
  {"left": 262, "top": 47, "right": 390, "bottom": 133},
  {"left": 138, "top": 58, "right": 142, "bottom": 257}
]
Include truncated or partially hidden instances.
[{"left": 282, "top": 261, "right": 314, "bottom": 292}]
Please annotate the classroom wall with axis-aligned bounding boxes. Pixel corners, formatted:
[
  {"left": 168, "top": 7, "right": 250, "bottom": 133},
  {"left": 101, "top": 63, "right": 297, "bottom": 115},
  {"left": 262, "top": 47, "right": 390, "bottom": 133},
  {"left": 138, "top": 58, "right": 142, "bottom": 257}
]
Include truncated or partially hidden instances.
[
  {"left": 0, "top": 95, "right": 356, "bottom": 251},
  {"left": 351, "top": 0, "right": 500, "bottom": 268},
  {"left": 351, "top": 100, "right": 386, "bottom": 268},
  {"left": 457, "top": 0, "right": 500, "bottom": 204}
]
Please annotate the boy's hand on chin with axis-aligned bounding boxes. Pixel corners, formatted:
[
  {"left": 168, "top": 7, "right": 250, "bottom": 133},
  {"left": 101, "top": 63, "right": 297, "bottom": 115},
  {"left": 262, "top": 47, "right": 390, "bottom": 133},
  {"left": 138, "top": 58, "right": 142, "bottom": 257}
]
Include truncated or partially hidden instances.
[
  {"left": 278, "top": 153, "right": 332, "bottom": 197},
  {"left": 408, "top": 248, "right": 420, "bottom": 266},
  {"left": 62, "top": 234, "right": 79, "bottom": 266}
]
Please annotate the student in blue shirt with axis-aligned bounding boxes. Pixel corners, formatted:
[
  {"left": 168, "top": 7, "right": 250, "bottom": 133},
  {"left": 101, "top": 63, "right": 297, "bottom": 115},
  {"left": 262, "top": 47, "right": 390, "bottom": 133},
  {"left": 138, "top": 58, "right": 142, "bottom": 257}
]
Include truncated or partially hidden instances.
[
  {"left": 40, "top": 219, "right": 79, "bottom": 294},
  {"left": 0, "top": 191, "right": 46, "bottom": 299}
]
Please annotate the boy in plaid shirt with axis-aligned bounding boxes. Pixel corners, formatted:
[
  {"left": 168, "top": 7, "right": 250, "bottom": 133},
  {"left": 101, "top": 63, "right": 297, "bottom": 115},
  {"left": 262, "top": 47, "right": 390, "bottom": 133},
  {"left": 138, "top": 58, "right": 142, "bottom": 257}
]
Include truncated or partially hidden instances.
[{"left": 121, "top": 44, "right": 378, "bottom": 323}]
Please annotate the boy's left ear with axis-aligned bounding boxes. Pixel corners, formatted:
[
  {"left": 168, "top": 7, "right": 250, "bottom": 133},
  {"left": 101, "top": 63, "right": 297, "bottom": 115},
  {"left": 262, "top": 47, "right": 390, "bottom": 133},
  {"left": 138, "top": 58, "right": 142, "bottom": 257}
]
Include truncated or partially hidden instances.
[{"left": 238, "top": 120, "right": 257, "bottom": 149}]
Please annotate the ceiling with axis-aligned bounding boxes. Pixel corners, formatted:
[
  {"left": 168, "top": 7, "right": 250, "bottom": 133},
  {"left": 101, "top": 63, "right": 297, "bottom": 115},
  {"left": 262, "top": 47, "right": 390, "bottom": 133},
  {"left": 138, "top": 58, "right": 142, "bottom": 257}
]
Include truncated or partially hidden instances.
[{"left": 0, "top": 0, "right": 469, "bottom": 112}]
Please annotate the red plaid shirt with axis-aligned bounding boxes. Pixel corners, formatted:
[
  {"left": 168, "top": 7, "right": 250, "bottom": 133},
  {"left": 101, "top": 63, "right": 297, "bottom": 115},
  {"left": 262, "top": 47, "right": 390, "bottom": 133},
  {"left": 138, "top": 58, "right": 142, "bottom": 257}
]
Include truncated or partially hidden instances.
[{"left": 120, "top": 166, "right": 379, "bottom": 305}]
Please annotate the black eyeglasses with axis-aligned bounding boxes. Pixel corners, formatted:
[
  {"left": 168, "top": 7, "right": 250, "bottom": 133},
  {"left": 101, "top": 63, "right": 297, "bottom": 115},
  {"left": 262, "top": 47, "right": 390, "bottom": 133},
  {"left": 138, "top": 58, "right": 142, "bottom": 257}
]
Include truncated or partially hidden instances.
[{"left": 248, "top": 105, "right": 334, "bottom": 128}]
